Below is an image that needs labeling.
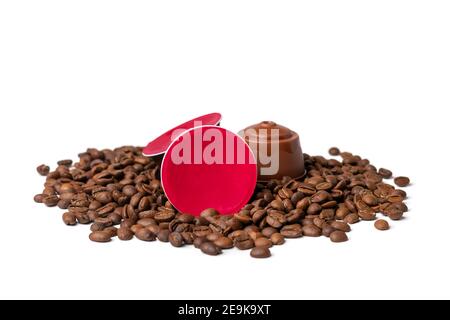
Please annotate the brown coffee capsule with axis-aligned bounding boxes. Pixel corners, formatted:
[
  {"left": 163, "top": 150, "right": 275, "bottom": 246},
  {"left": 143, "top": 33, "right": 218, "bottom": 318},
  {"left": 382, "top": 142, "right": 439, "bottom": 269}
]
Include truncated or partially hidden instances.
[{"left": 241, "top": 121, "right": 305, "bottom": 182}]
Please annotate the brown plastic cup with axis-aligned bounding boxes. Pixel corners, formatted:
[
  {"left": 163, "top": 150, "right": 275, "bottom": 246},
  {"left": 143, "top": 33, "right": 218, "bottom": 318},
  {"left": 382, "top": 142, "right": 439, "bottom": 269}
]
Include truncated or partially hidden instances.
[{"left": 241, "top": 121, "right": 305, "bottom": 182}]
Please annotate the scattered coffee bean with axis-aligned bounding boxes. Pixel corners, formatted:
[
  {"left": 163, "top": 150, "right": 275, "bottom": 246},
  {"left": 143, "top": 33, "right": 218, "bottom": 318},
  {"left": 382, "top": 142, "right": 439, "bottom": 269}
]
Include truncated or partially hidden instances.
[
  {"left": 302, "top": 225, "right": 322, "bottom": 237},
  {"left": 200, "top": 242, "right": 222, "bottom": 256},
  {"left": 43, "top": 195, "right": 59, "bottom": 207},
  {"left": 34, "top": 194, "right": 46, "bottom": 203},
  {"left": 375, "top": 219, "right": 390, "bottom": 231},
  {"left": 214, "top": 237, "right": 234, "bottom": 249},
  {"left": 117, "top": 227, "right": 134, "bottom": 240},
  {"left": 169, "top": 232, "right": 184, "bottom": 247},
  {"left": 62, "top": 212, "right": 77, "bottom": 226},
  {"left": 89, "top": 231, "right": 112, "bottom": 243},
  {"left": 280, "top": 224, "right": 302, "bottom": 238},
  {"left": 378, "top": 168, "right": 393, "bottom": 179},
  {"left": 328, "top": 147, "right": 340, "bottom": 156},
  {"left": 194, "top": 236, "right": 207, "bottom": 249},
  {"left": 250, "top": 247, "right": 271, "bottom": 258},
  {"left": 254, "top": 237, "right": 272, "bottom": 248},
  {"left": 330, "top": 231, "right": 348, "bottom": 243},
  {"left": 135, "top": 228, "right": 156, "bottom": 241},
  {"left": 156, "top": 229, "right": 170, "bottom": 242},
  {"left": 261, "top": 227, "right": 278, "bottom": 238},
  {"left": 270, "top": 233, "right": 285, "bottom": 245},
  {"left": 37, "top": 164, "right": 50, "bottom": 176},
  {"left": 234, "top": 234, "right": 255, "bottom": 250},
  {"left": 321, "top": 224, "right": 336, "bottom": 237},
  {"left": 57, "top": 159, "right": 73, "bottom": 167},
  {"left": 394, "top": 176, "right": 410, "bottom": 187},
  {"left": 343, "top": 213, "right": 360, "bottom": 224},
  {"left": 330, "top": 221, "right": 351, "bottom": 232},
  {"left": 103, "top": 226, "right": 118, "bottom": 237}
]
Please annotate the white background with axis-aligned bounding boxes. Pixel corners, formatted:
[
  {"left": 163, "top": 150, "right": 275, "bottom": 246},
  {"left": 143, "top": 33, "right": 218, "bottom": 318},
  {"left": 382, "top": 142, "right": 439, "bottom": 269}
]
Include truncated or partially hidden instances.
[{"left": 0, "top": 0, "right": 449, "bottom": 300}]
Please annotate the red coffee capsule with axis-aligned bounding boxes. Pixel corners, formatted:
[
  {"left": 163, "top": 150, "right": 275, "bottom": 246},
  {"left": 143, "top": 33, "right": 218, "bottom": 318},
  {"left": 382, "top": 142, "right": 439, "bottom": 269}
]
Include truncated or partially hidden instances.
[
  {"left": 142, "top": 113, "right": 222, "bottom": 157},
  {"left": 161, "top": 126, "right": 257, "bottom": 216}
]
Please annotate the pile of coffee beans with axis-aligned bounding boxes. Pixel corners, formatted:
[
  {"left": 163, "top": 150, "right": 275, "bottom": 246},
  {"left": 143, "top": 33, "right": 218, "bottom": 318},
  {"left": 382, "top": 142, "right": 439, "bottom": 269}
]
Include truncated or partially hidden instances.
[{"left": 34, "top": 146, "right": 410, "bottom": 258}]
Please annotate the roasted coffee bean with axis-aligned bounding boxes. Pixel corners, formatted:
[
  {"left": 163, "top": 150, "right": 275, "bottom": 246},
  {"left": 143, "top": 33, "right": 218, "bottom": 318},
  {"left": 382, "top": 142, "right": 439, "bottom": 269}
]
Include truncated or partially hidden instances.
[
  {"left": 358, "top": 210, "right": 376, "bottom": 221},
  {"left": 362, "top": 194, "right": 378, "bottom": 206},
  {"left": 375, "top": 219, "right": 390, "bottom": 231},
  {"left": 316, "top": 182, "right": 333, "bottom": 191},
  {"left": 387, "top": 208, "right": 403, "bottom": 221},
  {"left": 311, "top": 191, "right": 331, "bottom": 203},
  {"left": 194, "top": 236, "right": 207, "bottom": 249},
  {"left": 147, "top": 224, "right": 160, "bottom": 235},
  {"left": 90, "top": 222, "right": 104, "bottom": 232},
  {"left": 328, "top": 147, "right": 340, "bottom": 156},
  {"left": 34, "top": 194, "right": 46, "bottom": 203},
  {"left": 321, "top": 200, "right": 337, "bottom": 209},
  {"left": 394, "top": 176, "right": 410, "bottom": 187},
  {"left": 104, "top": 226, "right": 118, "bottom": 237},
  {"left": 57, "top": 199, "right": 71, "bottom": 209},
  {"left": 291, "top": 191, "right": 304, "bottom": 205},
  {"left": 278, "top": 187, "right": 293, "bottom": 200},
  {"left": 302, "top": 225, "right": 322, "bottom": 237},
  {"left": 330, "top": 231, "right": 348, "bottom": 243},
  {"left": 178, "top": 213, "right": 195, "bottom": 224},
  {"left": 200, "top": 242, "right": 222, "bottom": 256},
  {"left": 270, "top": 199, "right": 284, "bottom": 211},
  {"left": 250, "top": 247, "right": 271, "bottom": 258},
  {"left": 135, "top": 228, "right": 156, "bottom": 241},
  {"left": 43, "top": 195, "right": 59, "bottom": 207},
  {"left": 313, "top": 217, "right": 325, "bottom": 228},
  {"left": 157, "top": 229, "right": 170, "bottom": 242},
  {"left": 252, "top": 209, "right": 267, "bottom": 224},
  {"left": 89, "top": 231, "right": 112, "bottom": 243},
  {"left": 137, "top": 218, "right": 157, "bottom": 227},
  {"left": 378, "top": 168, "right": 393, "bottom": 179},
  {"left": 181, "top": 232, "right": 195, "bottom": 245},
  {"left": 200, "top": 208, "right": 219, "bottom": 218},
  {"left": 62, "top": 212, "right": 77, "bottom": 225},
  {"left": 307, "top": 203, "right": 322, "bottom": 215},
  {"left": 130, "top": 224, "right": 144, "bottom": 234},
  {"left": 193, "top": 226, "right": 211, "bottom": 238},
  {"left": 248, "top": 230, "right": 263, "bottom": 241},
  {"left": 234, "top": 234, "right": 254, "bottom": 250},
  {"left": 120, "top": 219, "right": 135, "bottom": 229},
  {"left": 37, "top": 164, "right": 50, "bottom": 176},
  {"left": 254, "top": 237, "right": 272, "bottom": 248},
  {"left": 169, "top": 232, "right": 184, "bottom": 247},
  {"left": 117, "top": 227, "right": 134, "bottom": 240},
  {"left": 214, "top": 236, "right": 234, "bottom": 249},
  {"left": 319, "top": 209, "right": 335, "bottom": 220},
  {"left": 344, "top": 199, "right": 357, "bottom": 213},
  {"left": 206, "top": 233, "right": 221, "bottom": 242},
  {"left": 234, "top": 213, "right": 252, "bottom": 224},
  {"left": 94, "top": 217, "right": 113, "bottom": 227},
  {"left": 280, "top": 224, "right": 302, "bottom": 238},
  {"left": 261, "top": 227, "right": 278, "bottom": 238},
  {"left": 330, "top": 221, "right": 351, "bottom": 232},
  {"left": 321, "top": 223, "right": 336, "bottom": 237},
  {"left": 296, "top": 197, "right": 311, "bottom": 210},
  {"left": 154, "top": 210, "right": 175, "bottom": 223},
  {"left": 108, "top": 213, "right": 122, "bottom": 225},
  {"left": 57, "top": 159, "right": 72, "bottom": 167},
  {"left": 343, "top": 213, "right": 360, "bottom": 224},
  {"left": 266, "top": 211, "right": 286, "bottom": 228},
  {"left": 270, "top": 233, "right": 285, "bottom": 245}
]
